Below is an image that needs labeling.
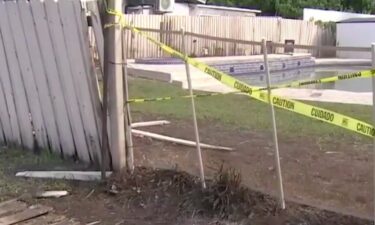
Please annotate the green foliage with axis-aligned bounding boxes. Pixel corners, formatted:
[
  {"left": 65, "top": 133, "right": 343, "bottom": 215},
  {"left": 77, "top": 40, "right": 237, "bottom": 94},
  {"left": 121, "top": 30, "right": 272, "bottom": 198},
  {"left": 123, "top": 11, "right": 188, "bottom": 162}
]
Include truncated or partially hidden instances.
[
  {"left": 314, "top": 20, "right": 336, "bottom": 35},
  {"left": 206, "top": 0, "right": 375, "bottom": 19}
]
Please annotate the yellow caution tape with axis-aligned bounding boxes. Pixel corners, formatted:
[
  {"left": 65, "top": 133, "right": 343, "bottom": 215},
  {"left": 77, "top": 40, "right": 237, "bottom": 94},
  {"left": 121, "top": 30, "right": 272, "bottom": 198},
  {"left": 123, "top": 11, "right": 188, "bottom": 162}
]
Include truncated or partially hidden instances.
[
  {"left": 128, "top": 70, "right": 374, "bottom": 103},
  {"left": 106, "top": 9, "right": 375, "bottom": 138}
]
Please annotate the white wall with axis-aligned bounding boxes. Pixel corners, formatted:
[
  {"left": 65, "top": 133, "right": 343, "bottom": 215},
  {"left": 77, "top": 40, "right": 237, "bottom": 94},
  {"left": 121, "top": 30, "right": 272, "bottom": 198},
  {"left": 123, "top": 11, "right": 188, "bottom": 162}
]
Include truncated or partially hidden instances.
[
  {"left": 165, "top": 3, "right": 190, "bottom": 15},
  {"left": 303, "top": 8, "right": 375, "bottom": 22},
  {"left": 166, "top": 3, "right": 257, "bottom": 16},
  {"left": 190, "top": 7, "right": 256, "bottom": 17},
  {"left": 337, "top": 22, "right": 375, "bottom": 59}
]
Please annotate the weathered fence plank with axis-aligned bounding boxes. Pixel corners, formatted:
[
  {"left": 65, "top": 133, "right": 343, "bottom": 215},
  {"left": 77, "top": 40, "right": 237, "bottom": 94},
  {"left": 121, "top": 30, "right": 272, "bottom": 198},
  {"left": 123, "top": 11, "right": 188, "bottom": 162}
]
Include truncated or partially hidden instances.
[
  {"left": 0, "top": 75, "right": 11, "bottom": 144},
  {"left": 30, "top": 0, "right": 75, "bottom": 155},
  {"left": 0, "top": 2, "right": 34, "bottom": 149},
  {"left": 59, "top": 0, "right": 101, "bottom": 163},
  {"left": 44, "top": 0, "right": 90, "bottom": 161},
  {"left": 18, "top": 0, "right": 61, "bottom": 152},
  {"left": 6, "top": 1, "right": 48, "bottom": 148},
  {"left": 73, "top": 0, "right": 103, "bottom": 162}
]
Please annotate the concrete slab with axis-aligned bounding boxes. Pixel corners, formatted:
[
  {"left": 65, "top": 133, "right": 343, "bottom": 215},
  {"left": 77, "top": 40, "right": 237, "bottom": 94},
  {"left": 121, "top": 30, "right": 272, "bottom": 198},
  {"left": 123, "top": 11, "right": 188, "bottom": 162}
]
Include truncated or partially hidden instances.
[{"left": 315, "top": 58, "right": 371, "bottom": 67}]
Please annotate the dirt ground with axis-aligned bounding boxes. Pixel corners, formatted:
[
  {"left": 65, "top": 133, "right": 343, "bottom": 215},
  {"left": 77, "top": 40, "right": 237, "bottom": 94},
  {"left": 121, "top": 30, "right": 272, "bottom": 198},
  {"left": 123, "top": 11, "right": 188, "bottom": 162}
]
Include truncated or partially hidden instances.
[
  {"left": 130, "top": 113, "right": 373, "bottom": 220},
  {"left": 0, "top": 113, "right": 373, "bottom": 224}
]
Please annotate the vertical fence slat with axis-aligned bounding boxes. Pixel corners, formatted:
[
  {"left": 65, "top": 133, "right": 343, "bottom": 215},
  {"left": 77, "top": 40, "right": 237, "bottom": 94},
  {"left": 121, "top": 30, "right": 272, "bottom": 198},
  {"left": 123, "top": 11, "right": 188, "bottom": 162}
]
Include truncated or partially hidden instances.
[
  {"left": 7, "top": 1, "right": 48, "bottom": 148},
  {"left": 18, "top": 0, "right": 61, "bottom": 152},
  {"left": 0, "top": 28, "right": 19, "bottom": 145},
  {"left": 0, "top": 2, "right": 34, "bottom": 149},
  {"left": 30, "top": 0, "right": 75, "bottom": 155},
  {"left": 61, "top": 0, "right": 102, "bottom": 164},
  {"left": 44, "top": 0, "right": 90, "bottom": 160},
  {"left": 0, "top": 74, "right": 11, "bottom": 144}
]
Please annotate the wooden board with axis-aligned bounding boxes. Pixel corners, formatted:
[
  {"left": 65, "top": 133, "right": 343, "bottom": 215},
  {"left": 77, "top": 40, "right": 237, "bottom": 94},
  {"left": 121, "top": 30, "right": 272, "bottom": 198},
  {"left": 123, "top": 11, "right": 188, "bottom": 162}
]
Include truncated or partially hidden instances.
[
  {"left": 0, "top": 2, "right": 34, "bottom": 150},
  {"left": 30, "top": 0, "right": 75, "bottom": 155},
  {"left": 0, "top": 204, "right": 51, "bottom": 225},
  {"left": 0, "top": 79, "right": 12, "bottom": 144},
  {"left": 19, "top": 214, "right": 66, "bottom": 225},
  {"left": 72, "top": 0, "right": 103, "bottom": 163},
  {"left": 0, "top": 1, "right": 24, "bottom": 146},
  {"left": 43, "top": 0, "right": 90, "bottom": 159},
  {"left": 0, "top": 199, "right": 79, "bottom": 225},
  {"left": 0, "top": 200, "right": 27, "bottom": 217},
  {"left": 6, "top": 1, "right": 47, "bottom": 148},
  {"left": 86, "top": 1, "right": 104, "bottom": 69},
  {"left": 18, "top": 0, "right": 61, "bottom": 152},
  {"left": 58, "top": 0, "right": 101, "bottom": 162}
]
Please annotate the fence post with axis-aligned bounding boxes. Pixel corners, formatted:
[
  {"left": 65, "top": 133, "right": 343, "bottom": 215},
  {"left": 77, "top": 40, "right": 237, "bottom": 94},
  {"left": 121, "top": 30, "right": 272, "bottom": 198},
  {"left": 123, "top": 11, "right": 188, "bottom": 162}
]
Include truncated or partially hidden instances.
[
  {"left": 181, "top": 27, "right": 206, "bottom": 188},
  {"left": 371, "top": 43, "right": 375, "bottom": 223},
  {"left": 262, "top": 38, "right": 285, "bottom": 209},
  {"left": 103, "top": 0, "right": 126, "bottom": 171}
]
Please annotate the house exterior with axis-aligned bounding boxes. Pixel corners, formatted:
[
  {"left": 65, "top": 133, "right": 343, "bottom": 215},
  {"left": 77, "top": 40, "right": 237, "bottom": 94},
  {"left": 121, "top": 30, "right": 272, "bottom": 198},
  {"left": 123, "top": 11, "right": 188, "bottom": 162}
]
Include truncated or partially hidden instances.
[
  {"left": 303, "top": 8, "right": 375, "bottom": 22},
  {"left": 167, "top": 4, "right": 260, "bottom": 16},
  {"left": 336, "top": 18, "right": 375, "bottom": 59},
  {"left": 126, "top": 1, "right": 260, "bottom": 17}
]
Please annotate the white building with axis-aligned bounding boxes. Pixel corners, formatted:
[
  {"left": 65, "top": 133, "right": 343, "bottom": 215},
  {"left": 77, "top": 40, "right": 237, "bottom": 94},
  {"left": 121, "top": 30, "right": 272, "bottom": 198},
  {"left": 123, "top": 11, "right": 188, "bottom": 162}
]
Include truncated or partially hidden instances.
[
  {"left": 303, "top": 8, "right": 375, "bottom": 22},
  {"left": 336, "top": 18, "right": 375, "bottom": 59},
  {"left": 167, "top": 4, "right": 260, "bottom": 16},
  {"left": 127, "top": 2, "right": 260, "bottom": 17}
]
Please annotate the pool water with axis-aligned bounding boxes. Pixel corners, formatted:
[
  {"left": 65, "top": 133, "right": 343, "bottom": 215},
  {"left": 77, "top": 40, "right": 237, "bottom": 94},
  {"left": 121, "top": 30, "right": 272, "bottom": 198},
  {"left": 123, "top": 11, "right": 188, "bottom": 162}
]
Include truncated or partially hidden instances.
[{"left": 236, "top": 66, "right": 372, "bottom": 93}]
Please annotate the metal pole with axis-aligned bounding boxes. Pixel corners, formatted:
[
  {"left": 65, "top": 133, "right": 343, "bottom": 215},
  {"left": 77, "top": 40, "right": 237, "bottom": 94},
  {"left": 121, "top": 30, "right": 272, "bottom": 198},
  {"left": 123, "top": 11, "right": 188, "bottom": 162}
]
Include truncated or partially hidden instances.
[
  {"left": 371, "top": 43, "right": 375, "bottom": 223},
  {"left": 181, "top": 28, "right": 206, "bottom": 188},
  {"left": 262, "top": 38, "right": 285, "bottom": 209},
  {"left": 103, "top": 0, "right": 126, "bottom": 170},
  {"left": 100, "top": 50, "right": 109, "bottom": 180},
  {"left": 122, "top": 28, "right": 134, "bottom": 172}
]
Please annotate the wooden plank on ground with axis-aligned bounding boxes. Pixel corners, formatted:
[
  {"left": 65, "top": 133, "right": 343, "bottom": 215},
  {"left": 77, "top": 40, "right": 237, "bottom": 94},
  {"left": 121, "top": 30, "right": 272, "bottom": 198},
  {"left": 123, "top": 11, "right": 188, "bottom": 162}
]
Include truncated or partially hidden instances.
[
  {"left": 72, "top": 0, "right": 103, "bottom": 163},
  {"left": 59, "top": 0, "right": 101, "bottom": 163},
  {"left": 44, "top": 0, "right": 90, "bottom": 160},
  {"left": 0, "top": 200, "right": 27, "bottom": 217},
  {"left": 19, "top": 214, "right": 66, "bottom": 225},
  {"left": 0, "top": 205, "right": 51, "bottom": 225},
  {"left": 6, "top": 1, "right": 47, "bottom": 149},
  {"left": 18, "top": 0, "right": 61, "bottom": 152},
  {"left": 0, "top": 2, "right": 34, "bottom": 150},
  {"left": 29, "top": 0, "right": 75, "bottom": 154},
  {"left": 50, "top": 218, "right": 81, "bottom": 225}
]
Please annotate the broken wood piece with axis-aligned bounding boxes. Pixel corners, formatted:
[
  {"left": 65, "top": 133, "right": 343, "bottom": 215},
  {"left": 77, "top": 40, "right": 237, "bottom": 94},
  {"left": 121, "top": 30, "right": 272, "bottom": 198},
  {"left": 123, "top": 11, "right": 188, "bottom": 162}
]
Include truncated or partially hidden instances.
[
  {"left": 15, "top": 171, "right": 112, "bottom": 181},
  {"left": 35, "top": 191, "right": 69, "bottom": 199},
  {"left": 0, "top": 200, "right": 27, "bottom": 217},
  {"left": 131, "top": 120, "right": 170, "bottom": 128},
  {"left": 132, "top": 129, "right": 234, "bottom": 151},
  {"left": 0, "top": 204, "right": 51, "bottom": 225}
]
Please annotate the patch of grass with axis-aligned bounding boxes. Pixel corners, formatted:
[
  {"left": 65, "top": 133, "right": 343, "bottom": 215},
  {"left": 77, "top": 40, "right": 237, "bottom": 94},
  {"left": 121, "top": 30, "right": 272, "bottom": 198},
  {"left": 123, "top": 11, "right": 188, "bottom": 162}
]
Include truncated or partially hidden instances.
[
  {"left": 0, "top": 147, "right": 79, "bottom": 201},
  {"left": 128, "top": 77, "right": 372, "bottom": 141}
]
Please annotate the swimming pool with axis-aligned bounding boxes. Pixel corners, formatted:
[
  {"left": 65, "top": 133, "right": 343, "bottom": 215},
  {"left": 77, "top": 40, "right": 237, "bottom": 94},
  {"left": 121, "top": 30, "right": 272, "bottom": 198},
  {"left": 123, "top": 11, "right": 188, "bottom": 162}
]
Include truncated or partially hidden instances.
[{"left": 236, "top": 66, "right": 372, "bottom": 93}]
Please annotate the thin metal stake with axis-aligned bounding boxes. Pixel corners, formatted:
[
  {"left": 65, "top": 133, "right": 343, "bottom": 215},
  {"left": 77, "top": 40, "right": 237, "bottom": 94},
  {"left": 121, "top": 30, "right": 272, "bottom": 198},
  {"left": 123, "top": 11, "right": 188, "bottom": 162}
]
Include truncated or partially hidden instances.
[
  {"left": 181, "top": 28, "right": 206, "bottom": 188},
  {"left": 371, "top": 43, "right": 375, "bottom": 223},
  {"left": 262, "top": 38, "right": 285, "bottom": 209},
  {"left": 122, "top": 28, "right": 134, "bottom": 172}
]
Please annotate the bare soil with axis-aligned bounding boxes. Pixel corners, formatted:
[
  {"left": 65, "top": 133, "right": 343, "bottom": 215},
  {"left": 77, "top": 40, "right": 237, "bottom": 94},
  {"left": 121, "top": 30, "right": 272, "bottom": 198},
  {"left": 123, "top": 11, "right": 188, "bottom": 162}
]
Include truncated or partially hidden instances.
[
  {"left": 130, "top": 113, "right": 373, "bottom": 220},
  {"left": 1, "top": 113, "right": 373, "bottom": 224}
]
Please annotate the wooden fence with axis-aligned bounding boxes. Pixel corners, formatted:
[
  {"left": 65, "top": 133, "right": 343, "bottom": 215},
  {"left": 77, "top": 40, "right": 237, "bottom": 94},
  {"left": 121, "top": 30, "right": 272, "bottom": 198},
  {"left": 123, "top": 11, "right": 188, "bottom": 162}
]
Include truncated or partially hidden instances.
[
  {"left": 0, "top": 0, "right": 102, "bottom": 164},
  {"left": 120, "top": 15, "right": 335, "bottom": 59}
]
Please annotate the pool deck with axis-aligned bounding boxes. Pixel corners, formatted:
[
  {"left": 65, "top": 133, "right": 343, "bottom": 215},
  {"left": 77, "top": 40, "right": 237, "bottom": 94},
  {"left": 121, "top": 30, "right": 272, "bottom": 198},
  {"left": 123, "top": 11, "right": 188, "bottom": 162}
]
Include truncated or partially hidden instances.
[
  {"left": 315, "top": 58, "right": 372, "bottom": 67},
  {"left": 128, "top": 55, "right": 373, "bottom": 105}
]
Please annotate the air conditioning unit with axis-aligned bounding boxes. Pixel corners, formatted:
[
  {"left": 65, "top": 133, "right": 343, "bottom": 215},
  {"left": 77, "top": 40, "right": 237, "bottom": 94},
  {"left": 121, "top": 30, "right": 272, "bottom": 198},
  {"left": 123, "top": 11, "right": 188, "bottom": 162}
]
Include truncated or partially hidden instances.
[{"left": 156, "top": 0, "right": 174, "bottom": 12}]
